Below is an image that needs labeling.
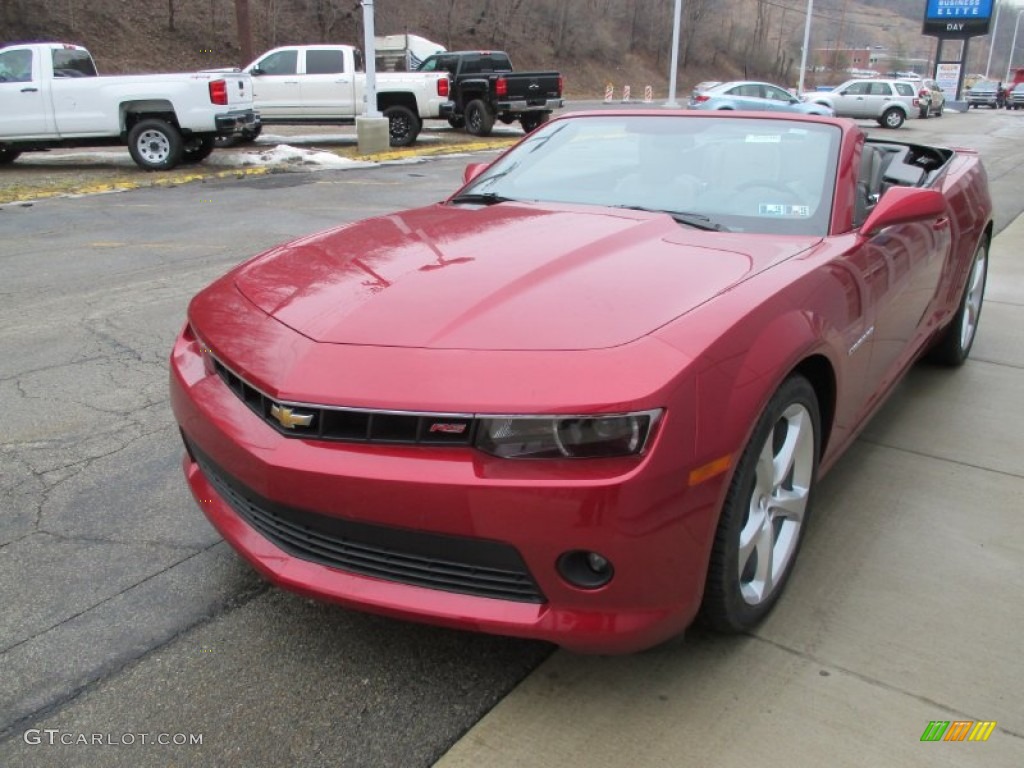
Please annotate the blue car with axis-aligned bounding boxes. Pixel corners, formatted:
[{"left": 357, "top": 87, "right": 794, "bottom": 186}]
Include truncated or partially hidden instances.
[{"left": 689, "top": 80, "right": 834, "bottom": 116}]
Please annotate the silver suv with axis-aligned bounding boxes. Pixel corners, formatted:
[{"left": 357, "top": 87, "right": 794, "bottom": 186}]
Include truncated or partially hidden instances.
[{"left": 808, "top": 78, "right": 920, "bottom": 128}]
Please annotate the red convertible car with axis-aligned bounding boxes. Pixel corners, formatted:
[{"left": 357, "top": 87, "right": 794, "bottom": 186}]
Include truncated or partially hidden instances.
[{"left": 170, "top": 111, "right": 992, "bottom": 653}]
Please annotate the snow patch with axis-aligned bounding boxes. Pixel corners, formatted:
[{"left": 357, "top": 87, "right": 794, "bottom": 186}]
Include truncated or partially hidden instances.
[{"left": 211, "top": 144, "right": 367, "bottom": 169}]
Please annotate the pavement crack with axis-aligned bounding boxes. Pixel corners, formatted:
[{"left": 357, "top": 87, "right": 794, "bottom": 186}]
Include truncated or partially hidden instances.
[
  {"left": 747, "top": 633, "right": 1024, "bottom": 740},
  {"left": 856, "top": 437, "right": 1024, "bottom": 480},
  {"left": 0, "top": 542, "right": 215, "bottom": 657},
  {"left": 35, "top": 529, "right": 202, "bottom": 552},
  {"left": 0, "top": 561, "right": 271, "bottom": 743}
]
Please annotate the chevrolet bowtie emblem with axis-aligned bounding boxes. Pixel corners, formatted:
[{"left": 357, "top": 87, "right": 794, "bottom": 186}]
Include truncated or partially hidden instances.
[{"left": 270, "top": 404, "right": 314, "bottom": 429}]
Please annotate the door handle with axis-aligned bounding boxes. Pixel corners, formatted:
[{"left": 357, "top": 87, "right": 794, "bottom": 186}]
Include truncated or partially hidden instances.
[{"left": 21, "top": 86, "right": 39, "bottom": 92}]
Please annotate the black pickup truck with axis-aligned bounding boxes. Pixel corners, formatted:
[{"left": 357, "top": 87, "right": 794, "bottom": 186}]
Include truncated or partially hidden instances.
[{"left": 416, "top": 51, "right": 563, "bottom": 135}]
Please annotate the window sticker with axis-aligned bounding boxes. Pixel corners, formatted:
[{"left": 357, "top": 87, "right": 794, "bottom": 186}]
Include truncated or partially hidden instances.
[
  {"left": 758, "top": 203, "right": 811, "bottom": 217},
  {"left": 745, "top": 134, "right": 782, "bottom": 143}
]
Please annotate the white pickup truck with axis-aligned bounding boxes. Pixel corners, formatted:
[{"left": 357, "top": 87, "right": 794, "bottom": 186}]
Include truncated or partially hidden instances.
[
  {"left": 0, "top": 43, "right": 256, "bottom": 170},
  {"left": 226, "top": 44, "right": 453, "bottom": 147}
]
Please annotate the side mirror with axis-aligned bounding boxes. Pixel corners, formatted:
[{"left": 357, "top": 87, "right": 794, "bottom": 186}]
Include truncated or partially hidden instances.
[
  {"left": 463, "top": 162, "right": 489, "bottom": 184},
  {"left": 860, "top": 187, "right": 945, "bottom": 237},
  {"left": 251, "top": 66, "right": 264, "bottom": 76}
]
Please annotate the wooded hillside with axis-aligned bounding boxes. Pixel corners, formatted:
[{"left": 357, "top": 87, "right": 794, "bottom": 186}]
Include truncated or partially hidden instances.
[{"left": 1, "top": 0, "right": 1010, "bottom": 95}]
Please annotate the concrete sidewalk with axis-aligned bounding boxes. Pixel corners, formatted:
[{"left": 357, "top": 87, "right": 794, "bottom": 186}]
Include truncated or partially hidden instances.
[{"left": 435, "top": 218, "right": 1024, "bottom": 767}]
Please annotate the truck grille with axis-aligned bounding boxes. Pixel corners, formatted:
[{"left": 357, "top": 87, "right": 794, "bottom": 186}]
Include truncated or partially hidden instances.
[{"left": 186, "top": 437, "right": 546, "bottom": 604}]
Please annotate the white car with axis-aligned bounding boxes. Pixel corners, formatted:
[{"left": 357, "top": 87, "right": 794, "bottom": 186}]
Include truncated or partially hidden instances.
[{"left": 808, "top": 78, "right": 920, "bottom": 128}]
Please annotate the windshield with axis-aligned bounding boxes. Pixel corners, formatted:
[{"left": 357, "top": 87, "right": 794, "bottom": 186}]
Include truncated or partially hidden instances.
[{"left": 453, "top": 114, "right": 840, "bottom": 236}]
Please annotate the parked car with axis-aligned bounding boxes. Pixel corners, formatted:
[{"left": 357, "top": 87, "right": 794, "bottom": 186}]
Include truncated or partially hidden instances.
[
  {"left": 966, "top": 80, "right": 1001, "bottom": 108},
  {"left": 1007, "top": 83, "right": 1024, "bottom": 110},
  {"left": 171, "top": 110, "right": 992, "bottom": 654},
  {"left": 416, "top": 50, "right": 562, "bottom": 135},
  {"left": 689, "top": 80, "right": 834, "bottom": 116},
  {"left": 0, "top": 42, "right": 255, "bottom": 169},
  {"left": 808, "top": 78, "right": 920, "bottom": 128},
  {"left": 689, "top": 80, "right": 721, "bottom": 99},
  {"left": 913, "top": 78, "right": 945, "bottom": 118}
]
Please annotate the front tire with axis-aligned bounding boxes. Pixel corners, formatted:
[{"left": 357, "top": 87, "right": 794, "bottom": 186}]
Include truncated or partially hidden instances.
[
  {"left": 520, "top": 112, "right": 550, "bottom": 133},
  {"left": 0, "top": 146, "right": 21, "bottom": 165},
  {"left": 879, "top": 107, "right": 905, "bottom": 129},
  {"left": 928, "top": 236, "right": 988, "bottom": 366},
  {"left": 465, "top": 99, "right": 495, "bottom": 137},
  {"left": 384, "top": 105, "right": 420, "bottom": 148},
  {"left": 127, "top": 119, "right": 183, "bottom": 171},
  {"left": 701, "top": 375, "right": 820, "bottom": 633}
]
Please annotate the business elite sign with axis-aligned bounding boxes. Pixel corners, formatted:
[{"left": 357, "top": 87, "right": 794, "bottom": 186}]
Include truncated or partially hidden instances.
[{"left": 922, "top": 0, "right": 993, "bottom": 36}]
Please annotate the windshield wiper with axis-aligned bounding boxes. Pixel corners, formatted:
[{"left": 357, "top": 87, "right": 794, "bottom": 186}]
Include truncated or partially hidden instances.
[
  {"left": 449, "top": 192, "right": 519, "bottom": 206},
  {"left": 612, "top": 205, "right": 725, "bottom": 231}
]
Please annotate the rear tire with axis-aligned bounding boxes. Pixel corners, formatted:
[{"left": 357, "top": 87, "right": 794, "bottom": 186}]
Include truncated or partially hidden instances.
[
  {"left": 700, "top": 375, "right": 820, "bottom": 632},
  {"left": 928, "top": 236, "right": 988, "bottom": 366},
  {"left": 465, "top": 99, "right": 495, "bottom": 137},
  {"left": 879, "top": 107, "right": 905, "bottom": 129},
  {"left": 127, "top": 119, "right": 183, "bottom": 171},
  {"left": 447, "top": 115, "right": 465, "bottom": 130},
  {"left": 0, "top": 146, "right": 21, "bottom": 165},
  {"left": 383, "top": 105, "right": 420, "bottom": 147}
]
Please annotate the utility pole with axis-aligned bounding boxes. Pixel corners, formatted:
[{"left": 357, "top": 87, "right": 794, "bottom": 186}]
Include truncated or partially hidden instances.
[
  {"left": 663, "top": 0, "right": 684, "bottom": 107},
  {"left": 234, "top": 0, "right": 253, "bottom": 66},
  {"left": 798, "top": 0, "right": 814, "bottom": 96},
  {"left": 356, "top": 0, "right": 388, "bottom": 154}
]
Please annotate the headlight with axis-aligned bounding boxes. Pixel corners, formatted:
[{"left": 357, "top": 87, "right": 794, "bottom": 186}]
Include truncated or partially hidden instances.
[{"left": 475, "top": 410, "right": 662, "bottom": 459}]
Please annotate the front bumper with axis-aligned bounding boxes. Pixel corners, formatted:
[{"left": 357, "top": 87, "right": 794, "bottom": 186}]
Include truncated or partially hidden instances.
[
  {"left": 169, "top": 317, "right": 719, "bottom": 654},
  {"left": 215, "top": 109, "right": 259, "bottom": 136}
]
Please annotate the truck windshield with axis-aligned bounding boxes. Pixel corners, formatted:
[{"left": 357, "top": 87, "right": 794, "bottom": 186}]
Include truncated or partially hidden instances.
[{"left": 52, "top": 48, "right": 97, "bottom": 78}]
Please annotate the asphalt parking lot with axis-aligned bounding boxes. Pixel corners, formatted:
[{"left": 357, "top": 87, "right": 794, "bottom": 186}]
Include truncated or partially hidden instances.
[{"left": 1, "top": 106, "right": 1022, "bottom": 767}]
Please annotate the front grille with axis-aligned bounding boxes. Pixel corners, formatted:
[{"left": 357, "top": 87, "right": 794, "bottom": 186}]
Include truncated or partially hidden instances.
[
  {"left": 186, "top": 438, "right": 546, "bottom": 603},
  {"left": 213, "top": 359, "right": 475, "bottom": 446}
]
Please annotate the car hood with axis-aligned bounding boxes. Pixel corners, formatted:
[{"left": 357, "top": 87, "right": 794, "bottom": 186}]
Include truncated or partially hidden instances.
[{"left": 233, "top": 202, "right": 818, "bottom": 351}]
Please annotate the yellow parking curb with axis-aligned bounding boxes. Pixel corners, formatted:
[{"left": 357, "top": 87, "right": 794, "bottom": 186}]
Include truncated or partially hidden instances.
[
  {"left": 0, "top": 166, "right": 271, "bottom": 205},
  {"left": 354, "top": 139, "right": 518, "bottom": 162},
  {"left": 0, "top": 138, "right": 515, "bottom": 206}
]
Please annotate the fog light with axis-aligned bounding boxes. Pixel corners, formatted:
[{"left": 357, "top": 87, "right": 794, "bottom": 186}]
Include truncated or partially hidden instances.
[{"left": 557, "top": 550, "right": 614, "bottom": 589}]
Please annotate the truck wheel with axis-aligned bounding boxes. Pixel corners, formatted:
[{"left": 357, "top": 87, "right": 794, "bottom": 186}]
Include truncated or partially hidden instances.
[
  {"left": 384, "top": 105, "right": 421, "bottom": 148},
  {"left": 0, "top": 147, "right": 21, "bottom": 165},
  {"left": 520, "top": 113, "right": 550, "bottom": 133},
  {"left": 181, "top": 135, "right": 216, "bottom": 164},
  {"left": 879, "top": 108, "right": 904, "bottom": 129},
  {"left": 465, "top": 100, "right": 495, "bottom": 137},
  {"left": 447, "top": 115, "right": 465, "bottom": 130},
  {"left": 128, "top": 119, "right": 183, "bottom": 171}
]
